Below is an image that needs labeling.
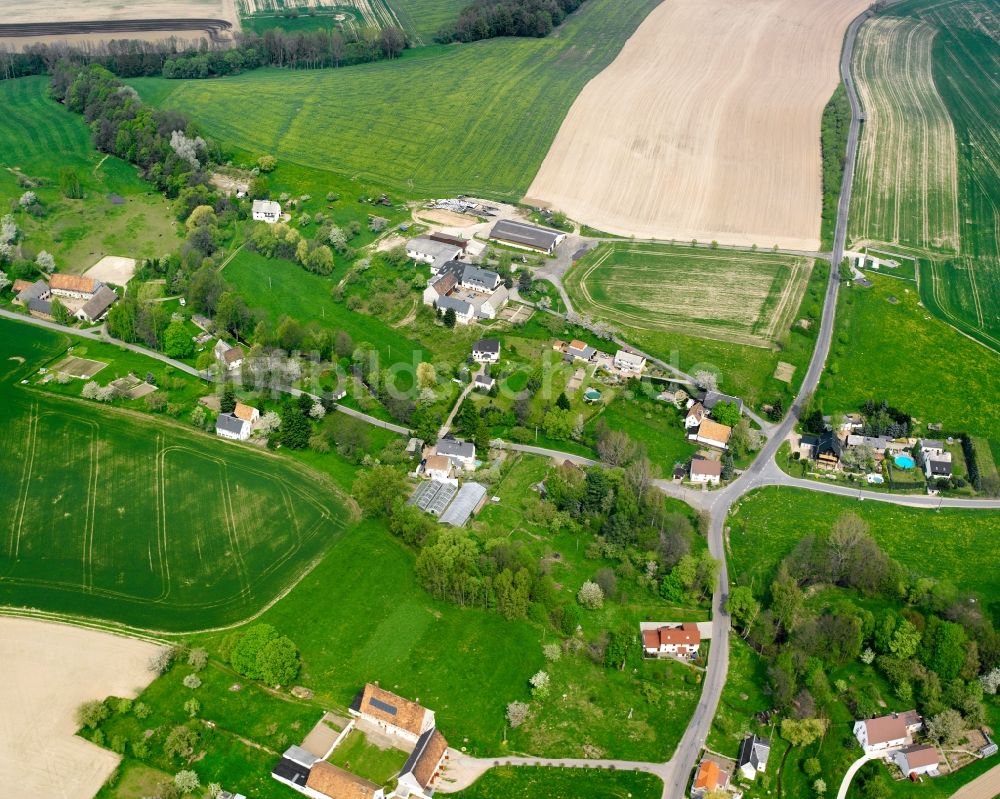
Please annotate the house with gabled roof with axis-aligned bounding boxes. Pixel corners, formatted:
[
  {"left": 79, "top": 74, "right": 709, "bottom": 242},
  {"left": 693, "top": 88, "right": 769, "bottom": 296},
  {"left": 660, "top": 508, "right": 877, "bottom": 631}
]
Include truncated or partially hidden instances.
[
  {"left": 305, "top": 762, "right": 384, "bottom": 799},
  {"left": 349, "top": 683, "right": 435, "bottom": 744},
  {"left": 216, "top": 412, "right": 251, "bottom": 441},
  {"left": 252, "top": 199, "right": 282, "bottom": 224},
  {"left": 892, "top": 744, "right": 939, "bottom": 777},
  {"left": 14, "top": 279, "right": 49, "bottom": 305},
  {"left": 436, "top": 438, "right": 476, "bottom": 470},
  {"left": 460, "top": 264, "right": 500, "bottom": 293},
  {"left": 75, "top": 285, "right": 117, "bottom": 323},
  {"left": 489, "top": 219, "right": 565, "bottom": 254},
  {"left": 854, "top": 710, "right": 922, "bottom": 754},
  {"left": 642, "top": 623, "right": 701, "bottom": 657},
  {"left": 737, "top": 734, "right": 771, "bottom": 779},
  {"left": 397, "top": 728, "right": 449, "bottom": 798},
  {"left": 50, "top": 273, "right": 101, "bottom": 299},
  {"left": 692, "top": 419, "right": 732, "bottom": 450},
  {"left": 234, "top": 402, "right": 259, "bottom": 425}
]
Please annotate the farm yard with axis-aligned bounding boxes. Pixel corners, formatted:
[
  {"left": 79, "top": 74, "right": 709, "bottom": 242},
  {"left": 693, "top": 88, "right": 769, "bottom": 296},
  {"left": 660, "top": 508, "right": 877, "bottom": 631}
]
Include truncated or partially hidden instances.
[
  {"left": 849, "top": 0, "right": 1000, "bottom": 353},
  {"left": 0, "top": 76, "right": 179, "bottom": 271},
  {"left": 524, "top": 0, "right": 870, "bottom": 250},
  {"left": 849, "top": 15, "right": 960, "bottom": 253},
  {"left": 127, "top": 0, "right": 662, "bottom": 200},
  {"left": 565, "top": 244, "right": 812, "bottom": 349},
  {"left": 0, "top": 320, "right": 348, "bottom": 631}
]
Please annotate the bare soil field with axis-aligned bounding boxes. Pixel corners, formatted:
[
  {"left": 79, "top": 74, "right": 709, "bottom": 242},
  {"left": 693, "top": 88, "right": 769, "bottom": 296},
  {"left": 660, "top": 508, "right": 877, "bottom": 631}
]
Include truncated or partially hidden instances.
[
  {"left": 0, "top": 0, "right": 236, "bottom": 24},
  {"left": 524, "top": 0, "right": 871, "bottom": 252},
  {"left": 0, "top": 0, "right": 238, "bottom": 49},
  {"left": 849, "top": 16, "right": 960, "bottom": 252},
  {"left": 84, "top": 255, "right": 138, "bottom": 285},
  {"left": 0, "top": 617, "right": 162, "bottom": 799}
]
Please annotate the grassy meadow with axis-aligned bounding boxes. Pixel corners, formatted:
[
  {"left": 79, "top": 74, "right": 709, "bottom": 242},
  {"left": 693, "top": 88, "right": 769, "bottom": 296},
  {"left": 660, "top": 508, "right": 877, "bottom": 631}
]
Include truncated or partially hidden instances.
[
  {"left": 386, "top": 0, "right": 467, "bottom": 43},
  {"left": 0, "top": 76, "right": 180, "bottom": 272},
  {"left": 566, "top": 243, "right": 812, "bottom": 348},
  {"left": 850, "top": 0, "right": 1000, "bottom": 352},
  {"left": 728, "top": 487, "right": 1000, "bottom": 610},
  {"left": 564, "top": 243, "right": 828, "bottom": 407},
  {"left": 451, "top": 767, "right": 664, "bottom": 799},
  {"left": 815, "top": 273, "right": 1000, "bottom": 449},
  {"left": 0, "top": 319, "right": 347, "bottom": 630},
  {"left": 129, "top": 0, "right": 661, "bottom": 200}
]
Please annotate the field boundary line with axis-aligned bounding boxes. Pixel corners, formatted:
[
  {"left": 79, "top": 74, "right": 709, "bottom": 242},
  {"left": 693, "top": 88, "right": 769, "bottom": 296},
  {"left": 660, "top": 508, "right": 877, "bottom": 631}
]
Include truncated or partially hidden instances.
[
  {"left": 83, "top": 419, "right": 100, "bottom": 593},
  {"left": 11, "top": 402, "right": 39, "bottom": 559}
]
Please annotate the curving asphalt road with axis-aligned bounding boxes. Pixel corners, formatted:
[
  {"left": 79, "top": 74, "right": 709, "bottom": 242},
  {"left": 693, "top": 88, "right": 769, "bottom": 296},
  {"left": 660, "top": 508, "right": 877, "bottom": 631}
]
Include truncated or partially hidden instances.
[{"left": 2, "top": 14, "right": 995, "bottom": 792}]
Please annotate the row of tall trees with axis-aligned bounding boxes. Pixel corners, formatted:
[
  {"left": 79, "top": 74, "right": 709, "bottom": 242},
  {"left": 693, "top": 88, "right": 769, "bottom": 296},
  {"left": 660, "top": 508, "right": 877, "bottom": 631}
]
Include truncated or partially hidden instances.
[{"left": 437, "top": 0, "right": 586, "bottom": 42}]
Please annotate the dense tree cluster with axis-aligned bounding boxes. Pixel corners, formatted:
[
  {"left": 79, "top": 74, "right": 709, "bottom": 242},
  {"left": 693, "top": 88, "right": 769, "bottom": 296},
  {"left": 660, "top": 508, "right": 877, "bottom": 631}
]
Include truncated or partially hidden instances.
[
  {"left": 221, "top": 623, "right": 301, "bottom": 686},
  {"left": 354, "top": 451, "right": 717, "bottom": 638},
  {"left": 49, "top": 63, "right": 217, "bottom": 198},
  {"left": 729, "top": 512, "right": 998, "bottom": 742},
  {"left": 438, "top": 0, "right": 586, "bottom": 42}
]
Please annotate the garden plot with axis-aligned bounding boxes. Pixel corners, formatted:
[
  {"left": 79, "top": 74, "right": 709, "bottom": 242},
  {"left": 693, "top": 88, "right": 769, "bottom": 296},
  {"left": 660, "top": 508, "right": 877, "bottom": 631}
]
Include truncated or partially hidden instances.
[
  {"left": 565, "top": 244, "right": 812, "bottom": 349},
  {"left": 51, "top": 355, "right": 108, "bottom": 379},
  {"left": 850, "top": 16, "right": 960, "bottom": 253}
]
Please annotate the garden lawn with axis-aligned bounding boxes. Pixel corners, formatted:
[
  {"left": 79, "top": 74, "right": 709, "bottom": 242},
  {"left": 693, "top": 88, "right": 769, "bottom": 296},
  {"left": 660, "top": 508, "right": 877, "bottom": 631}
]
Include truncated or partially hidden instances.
[
  {"left": 327, "top": 730, "right": 408, "bottom": 785},
  {"left": 728, "top": 487, "right": 1000, "bottom": 611},
  {"left": 0, "top": 76, "right": 179, "bottom": 271},
  {"left": 451, "top": 766, "right": 663, "bottom": 799},
  {"left": 707, "top": 635, "right": 772, "bottom": 754},
  {"left": 127, "top": 0, "right": 662, "bottom": 200},
  {"left": 816, "top": 274, "right": 1000, "bottom": 450}
]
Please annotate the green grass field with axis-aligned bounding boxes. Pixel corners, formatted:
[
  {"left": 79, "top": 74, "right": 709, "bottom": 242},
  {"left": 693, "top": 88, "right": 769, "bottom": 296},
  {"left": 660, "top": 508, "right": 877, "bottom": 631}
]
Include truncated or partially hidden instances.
[
  {"left": 0, "top": 76, "right": 180, "bottom": 271},
  {"left": 566, "top": 243, "right": 812, "bottom": 349},
  {"left": 850, "top": 0, "right": 1000, "bottom": 352},
  {"left": 129, "top": 0, "right": 661, "bottom": 200},
  {"left": 452, "top": 766, "right": 663, "bottom": 799},
  {"left": 386, "top": 0, "right": 467, "bottom": 44},
  {"left": 850, "top": 15, "right": 961, "bottom": 253},
  {"left": 728, "top": 487, "right": 1000, "bottom": 610},
  {"left": 815, "top": 273, "right": 1000, "bottom": 450},
  {"left": 564, "top": 243, "right": 826, "bottom": 407},
  {"left": 0, "top": 319, "right": 348, "bottom": 630}
]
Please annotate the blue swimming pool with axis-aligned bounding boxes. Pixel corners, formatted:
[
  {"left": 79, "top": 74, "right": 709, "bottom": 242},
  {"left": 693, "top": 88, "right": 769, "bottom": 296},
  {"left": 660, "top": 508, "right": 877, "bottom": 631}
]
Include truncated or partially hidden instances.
[{"left": 894, "top": 455, "right": 915, "bottom": 469}]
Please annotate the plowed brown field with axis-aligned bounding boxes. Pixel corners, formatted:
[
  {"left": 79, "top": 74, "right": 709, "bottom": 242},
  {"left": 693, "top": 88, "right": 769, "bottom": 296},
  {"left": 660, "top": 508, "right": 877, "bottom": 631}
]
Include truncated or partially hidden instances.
[{"left": 524, "top": 0, "right": 871, "bottom": 251}]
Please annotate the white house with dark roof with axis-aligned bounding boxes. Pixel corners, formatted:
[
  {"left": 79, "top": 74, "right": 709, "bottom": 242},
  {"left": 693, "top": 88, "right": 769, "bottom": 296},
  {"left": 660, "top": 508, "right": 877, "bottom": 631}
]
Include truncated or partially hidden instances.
[
  {"left": 737, "top": 734, "right": 771, "bottom": 779},
  {"left": 435, "top": 295, "right": 474, "bottom": 325},
  {"left": 75, "top": 285, "right": 118, "bottom": 323},
  {"left": 406, "top": 237, "right": 462, "bottom": 272},
  {"left": 489, "top": 219, "right": 565, "bottom": 254},
  {"left": 474, "top": 373, "right": 495, "bottom": 392},
  {"left": 472, "top": 339, "right": 500, "bottom": 364},
  {"left": 460, "top": 264, "right": 501, "bottom": 293},
  {"left": 436, "top": 438, "right": 476, "bottom": 470},
  {"left": 216, "top": 412, "right": 251, "bottom": 441},
  {"left": 252, "top": 199, "right": 281, "bottom": 223},
  {"left": 477, "top": 284, "right": 509, "bottom": 319}
]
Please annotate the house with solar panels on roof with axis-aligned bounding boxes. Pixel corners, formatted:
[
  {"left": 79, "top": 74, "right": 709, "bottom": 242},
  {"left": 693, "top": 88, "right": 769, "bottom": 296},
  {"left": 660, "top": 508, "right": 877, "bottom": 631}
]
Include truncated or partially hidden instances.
[{"left": 272, "top": 684, "right": 450, "bottom": 799}]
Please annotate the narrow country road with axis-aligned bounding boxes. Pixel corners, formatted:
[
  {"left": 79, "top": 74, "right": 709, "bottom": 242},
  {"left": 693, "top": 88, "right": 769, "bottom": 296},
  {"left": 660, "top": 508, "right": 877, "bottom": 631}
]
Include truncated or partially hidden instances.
[{"left": 2, "top": 14, "right": 995, "bottom": 794}]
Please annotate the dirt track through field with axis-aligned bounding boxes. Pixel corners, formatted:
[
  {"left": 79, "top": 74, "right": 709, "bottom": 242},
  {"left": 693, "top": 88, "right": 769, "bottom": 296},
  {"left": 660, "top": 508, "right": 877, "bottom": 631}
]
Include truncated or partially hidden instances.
[
  {"left": 524, "top": 0, "right": 870, "bottom": 251},
  {"left": 850, "top": 16, "right": 960, "bottom": 252},
  {"left": 0, "top": 618, "right": 162, "bottom": 799}
]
